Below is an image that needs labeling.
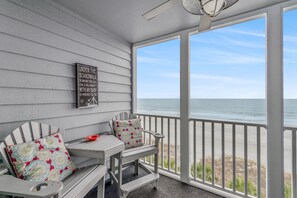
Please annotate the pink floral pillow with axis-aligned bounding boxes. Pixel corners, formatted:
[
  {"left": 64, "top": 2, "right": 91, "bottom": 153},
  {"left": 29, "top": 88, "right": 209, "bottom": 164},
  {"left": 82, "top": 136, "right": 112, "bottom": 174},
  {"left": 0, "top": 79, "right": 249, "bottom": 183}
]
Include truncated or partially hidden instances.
[
  {"left": 6, "top": 133, "right": 76, "bottom": 182},
  {"left": 114, "top": 118, "right": 144, "bottom": 149}
]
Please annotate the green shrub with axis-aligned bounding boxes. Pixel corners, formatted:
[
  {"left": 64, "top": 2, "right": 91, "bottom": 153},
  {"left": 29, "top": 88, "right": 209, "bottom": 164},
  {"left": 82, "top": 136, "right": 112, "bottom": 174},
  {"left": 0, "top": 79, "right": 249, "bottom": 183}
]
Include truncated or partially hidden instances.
[
  {"left": 191, "top": 162, "right": 214, "bottom": 182},
  {"left": 145, "top": 156, "right": 180, "bottom": 172},
  {"left": 284, "top": 183, "right": 291, "bottom": 198},
  {"left": 163, "top": 159, "right": 180, "bottom": 171},
  {"left": 227, "top": 177, "right": 257, "bottom": 196}
]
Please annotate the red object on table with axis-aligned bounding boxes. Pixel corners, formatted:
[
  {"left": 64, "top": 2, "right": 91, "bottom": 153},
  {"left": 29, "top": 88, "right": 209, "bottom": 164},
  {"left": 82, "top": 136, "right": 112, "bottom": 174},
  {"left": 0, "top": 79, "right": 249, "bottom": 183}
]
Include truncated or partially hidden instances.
[{"left": 85, "top": 134, "right": 100, "bottom": 141}]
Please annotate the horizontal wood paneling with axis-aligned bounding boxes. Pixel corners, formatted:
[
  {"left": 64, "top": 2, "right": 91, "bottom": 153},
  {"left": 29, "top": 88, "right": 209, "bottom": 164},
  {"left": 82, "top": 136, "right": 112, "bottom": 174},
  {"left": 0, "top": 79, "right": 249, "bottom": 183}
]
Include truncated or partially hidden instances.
[
  {"left": 0, "top": 13, "right": 131, "bottom": 65},
  {"left": 0, "top": 69, "right": 131, "bottom": 90},
  {"left": 0, "top": 0, "right": 132, "bottom": 141},
  {"left": 0, "top": 51, "right": 131, "bottom": 77},
  {"left": 0, "top": 88, "right": 131, "bottom": 105},
  {"left": 0, "top": 33, "right": 130, "bottom": 69},
  {"left": 0, "top": 102, "right": 131, "bottom": 123},
  {"left": 0, "top": 111, "right": 124, "bottom": 141},
  {"left": 0, "top": 0, "right": 131, "bottom": 56}
]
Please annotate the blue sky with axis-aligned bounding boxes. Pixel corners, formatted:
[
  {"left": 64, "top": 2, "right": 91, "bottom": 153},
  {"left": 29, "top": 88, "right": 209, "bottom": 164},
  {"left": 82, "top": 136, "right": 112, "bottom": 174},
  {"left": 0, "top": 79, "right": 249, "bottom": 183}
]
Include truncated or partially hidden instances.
[{"left": 137, "top": 10, "right": 297, "bottom": 99}]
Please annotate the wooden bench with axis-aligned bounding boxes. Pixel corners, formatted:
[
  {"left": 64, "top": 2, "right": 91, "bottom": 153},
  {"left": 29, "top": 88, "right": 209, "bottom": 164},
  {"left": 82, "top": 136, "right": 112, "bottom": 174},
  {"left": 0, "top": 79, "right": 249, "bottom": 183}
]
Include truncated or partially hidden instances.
[{"left": 0, "top": 121, "right": 106, "bottom": 198}]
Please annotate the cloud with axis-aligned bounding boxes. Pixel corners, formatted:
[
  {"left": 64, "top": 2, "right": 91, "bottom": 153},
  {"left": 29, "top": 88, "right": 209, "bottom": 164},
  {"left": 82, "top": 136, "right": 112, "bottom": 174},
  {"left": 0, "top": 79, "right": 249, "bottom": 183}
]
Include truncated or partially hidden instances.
[
  {"left": 191, "top": 48, "right": 265, "bottom": 65},
  {"left": 137, "top": 56, "right": 177, "bottom": 65},
  {"left": 220, "top": 28, "right": 266, "bottom": 38},
  {"left": 219, "top": 36, "right": 265, "bottom": 49},
  {"left": 284, "top": 35, "right": 297, "bottom": 42},
  {"left": 191, "top": 35, "right": 264, "bottom": 49},
  {"left": 159, "top": 72, "right": 263, "bottom": 84},
  {"left": 284, "top": 48, "right": 297, "bottom": 53}
]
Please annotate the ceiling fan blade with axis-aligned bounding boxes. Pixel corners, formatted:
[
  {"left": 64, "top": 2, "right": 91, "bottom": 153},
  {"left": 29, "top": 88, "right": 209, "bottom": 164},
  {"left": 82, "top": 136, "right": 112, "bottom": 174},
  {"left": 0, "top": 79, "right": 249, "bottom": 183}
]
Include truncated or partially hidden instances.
[
  {"left": 198, "top": 14, "right": 212, "bottom": 32},
  {"left": 182, "top": 0, "right": 203, "bottom": 15},
  {"left": 224, "top": 0, "right": 239, "bottom": 9},
  {"left": 142, "top": 0, "right": 177, "bottom": 20}
]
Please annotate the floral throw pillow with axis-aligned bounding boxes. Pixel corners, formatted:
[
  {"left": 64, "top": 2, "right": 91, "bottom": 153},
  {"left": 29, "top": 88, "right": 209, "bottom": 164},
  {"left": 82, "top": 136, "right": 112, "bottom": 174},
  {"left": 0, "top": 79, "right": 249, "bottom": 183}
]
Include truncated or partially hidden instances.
[
  {"left": 114, "top": 118, "right": 144, "bottom": 149},
  {"left": 6, "top": 133, "right": 76, "bottom": 182}
]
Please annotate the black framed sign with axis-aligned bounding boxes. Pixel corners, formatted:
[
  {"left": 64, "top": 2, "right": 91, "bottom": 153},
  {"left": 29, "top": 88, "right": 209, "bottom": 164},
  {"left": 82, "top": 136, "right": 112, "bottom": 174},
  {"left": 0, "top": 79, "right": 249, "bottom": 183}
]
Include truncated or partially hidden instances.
[{"left": 76, "top": 63, "right": 98, "bottom": 108}]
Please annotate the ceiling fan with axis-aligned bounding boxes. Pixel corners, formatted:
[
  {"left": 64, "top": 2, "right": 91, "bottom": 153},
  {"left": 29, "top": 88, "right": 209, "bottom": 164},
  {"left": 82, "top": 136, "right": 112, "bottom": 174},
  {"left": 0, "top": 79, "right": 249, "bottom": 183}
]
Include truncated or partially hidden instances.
[{"left": 142, "top": 0, "right": 239, "bottom": 32}]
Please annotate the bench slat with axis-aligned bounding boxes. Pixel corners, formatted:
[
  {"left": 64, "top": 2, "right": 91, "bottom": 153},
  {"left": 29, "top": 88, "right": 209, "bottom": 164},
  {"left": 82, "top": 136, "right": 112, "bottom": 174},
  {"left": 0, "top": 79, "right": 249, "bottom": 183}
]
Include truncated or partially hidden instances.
[
  {"left": 31, "top": 122, "right": 42, "bottom": 140},
  {"left": 12, "top": 128, "right": 24, "bottom": 144},
  {"left": 62, "top": 165, "right": 106, "bottom": 198},
  {"left": 21, "top": 122, "right": 33, "bottom": 142}
]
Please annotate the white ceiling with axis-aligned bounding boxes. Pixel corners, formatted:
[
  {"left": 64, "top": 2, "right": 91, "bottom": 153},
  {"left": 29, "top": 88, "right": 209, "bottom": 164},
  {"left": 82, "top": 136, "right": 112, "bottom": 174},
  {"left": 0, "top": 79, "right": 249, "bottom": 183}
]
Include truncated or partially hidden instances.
[{"left": 52, "top": 0, "right": 287, "bottom": 43}]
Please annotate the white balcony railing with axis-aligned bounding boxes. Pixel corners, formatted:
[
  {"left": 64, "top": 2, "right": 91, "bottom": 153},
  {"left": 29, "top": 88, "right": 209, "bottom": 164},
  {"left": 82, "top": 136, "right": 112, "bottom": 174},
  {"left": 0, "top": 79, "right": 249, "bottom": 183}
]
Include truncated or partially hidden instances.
[{"left": 136, "top": 113, "right": 297, "bottom": 198}]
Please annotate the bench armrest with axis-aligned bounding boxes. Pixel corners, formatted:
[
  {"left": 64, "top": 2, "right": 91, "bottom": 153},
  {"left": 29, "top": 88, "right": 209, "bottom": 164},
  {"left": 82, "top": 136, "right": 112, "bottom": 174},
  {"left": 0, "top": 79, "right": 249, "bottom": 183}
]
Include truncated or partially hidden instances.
[
  {"left": 0, "top": 175, "right": 63, "bottom": 198},
  {"left": 143, "top": 130, "right": 165, "bottom": 139},
  {"left": 0, "top": 165, "right": 8, "bottom": 176}
]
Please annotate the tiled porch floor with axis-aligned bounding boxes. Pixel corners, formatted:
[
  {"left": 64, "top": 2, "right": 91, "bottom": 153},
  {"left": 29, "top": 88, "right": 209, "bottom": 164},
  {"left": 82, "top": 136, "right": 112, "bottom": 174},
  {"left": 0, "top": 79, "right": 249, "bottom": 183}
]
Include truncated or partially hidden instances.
[{"left": 86, "top": 166, "right": 223, "bottom": 198}]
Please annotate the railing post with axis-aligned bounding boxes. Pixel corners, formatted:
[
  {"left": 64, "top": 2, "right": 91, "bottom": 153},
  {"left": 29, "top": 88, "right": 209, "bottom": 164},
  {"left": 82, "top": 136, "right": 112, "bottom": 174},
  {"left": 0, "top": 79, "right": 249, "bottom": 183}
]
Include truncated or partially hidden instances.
[
  {"left": 266, "top": 5, "right": 284, "bottom": 198},
  {"left": 180, "top": 31, "right": 190, "bottom": 184}
]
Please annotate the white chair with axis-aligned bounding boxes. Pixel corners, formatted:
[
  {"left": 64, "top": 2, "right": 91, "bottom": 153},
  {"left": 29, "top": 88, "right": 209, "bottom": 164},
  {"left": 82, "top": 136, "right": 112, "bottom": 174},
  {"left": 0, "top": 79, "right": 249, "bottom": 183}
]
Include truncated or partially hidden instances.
[
  {"left": 0, "top": 121, "right": 106, "bottom": 198},
  {"left": 109, "top": 112, "right": 165, "bottom": 198}
]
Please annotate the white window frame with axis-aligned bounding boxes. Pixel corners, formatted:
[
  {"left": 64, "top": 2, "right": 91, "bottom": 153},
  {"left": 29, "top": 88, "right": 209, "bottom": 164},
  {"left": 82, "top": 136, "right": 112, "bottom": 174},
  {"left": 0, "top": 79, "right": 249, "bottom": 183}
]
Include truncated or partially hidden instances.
[{"left": 132, "top": 1, "right": 297, "bottom": 197}]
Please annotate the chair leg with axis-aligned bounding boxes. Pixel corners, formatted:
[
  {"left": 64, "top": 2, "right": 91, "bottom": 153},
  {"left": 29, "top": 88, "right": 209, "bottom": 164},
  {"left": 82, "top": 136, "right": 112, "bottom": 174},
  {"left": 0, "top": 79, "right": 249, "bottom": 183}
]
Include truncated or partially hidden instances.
[
  {"left": 97, "top": 176, "right": 105, "bottom": 198},
  {"left": 134, "top": 159, "right": 139, "bottom": 175},
  {"left": 110, "top": 156, "right": 115, "bottom": 184},
  {"left": 154, "top": 153, "right": 159, "bottom": 190},
  {"left": 154, "top": 153, "right": 158, "bottom": 174},
  {"left": 121, "top": 192, "right": 128, "bottom": 198},
  {"left": 53, "top": 193, "right": 60, "bottom": 198},
  {"left": 117, "top": 153, "right": 123, "bottom": 198},
  {"left": 154, "top": 180, "right": 159, "bottom": 190}
]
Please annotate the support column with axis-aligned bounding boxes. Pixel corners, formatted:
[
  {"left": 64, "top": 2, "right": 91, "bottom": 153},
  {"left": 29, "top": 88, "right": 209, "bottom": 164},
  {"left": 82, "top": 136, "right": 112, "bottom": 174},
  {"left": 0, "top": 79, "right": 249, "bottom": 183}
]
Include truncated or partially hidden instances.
[
  {"left": 180, "top": 31, "right": 190, "bottom": 184},
  {"left": 266, "top": 5, "right": 284, "bottom": 198}
]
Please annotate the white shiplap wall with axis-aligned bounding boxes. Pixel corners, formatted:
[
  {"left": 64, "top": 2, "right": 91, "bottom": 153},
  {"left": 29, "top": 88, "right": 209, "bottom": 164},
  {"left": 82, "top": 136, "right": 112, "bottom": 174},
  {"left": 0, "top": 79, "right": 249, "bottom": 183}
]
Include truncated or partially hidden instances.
[{"left": 0, "top": 0, "right": 132, "bottom": 142}]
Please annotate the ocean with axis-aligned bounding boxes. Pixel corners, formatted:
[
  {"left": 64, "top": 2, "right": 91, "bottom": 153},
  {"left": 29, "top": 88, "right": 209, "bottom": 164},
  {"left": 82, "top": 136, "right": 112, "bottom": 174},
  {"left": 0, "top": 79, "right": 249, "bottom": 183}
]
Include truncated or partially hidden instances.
[{"left": 137, "top": 99, "right": 297, "bottom": 126}]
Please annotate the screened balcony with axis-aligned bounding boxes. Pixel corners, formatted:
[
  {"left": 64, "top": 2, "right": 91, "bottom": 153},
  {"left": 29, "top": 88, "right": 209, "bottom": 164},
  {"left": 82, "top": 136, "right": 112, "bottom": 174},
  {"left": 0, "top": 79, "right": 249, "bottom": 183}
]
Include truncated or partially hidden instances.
[{"left": 0, "top": 0, "right": 297, "bottom": 198}]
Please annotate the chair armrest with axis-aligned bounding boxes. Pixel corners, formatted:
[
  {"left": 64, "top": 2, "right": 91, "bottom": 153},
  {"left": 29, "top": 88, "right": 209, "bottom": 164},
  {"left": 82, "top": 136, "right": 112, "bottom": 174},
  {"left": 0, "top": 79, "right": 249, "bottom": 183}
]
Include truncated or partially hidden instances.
[
  {"left": 0, "top": 175, "right": 63, "bottom": 198},
  {"left": 143, "top": 130, "right": 165, "bottom": 139},
  {"left": 0, "top": 165, "right": 8, "bottom": 176}
]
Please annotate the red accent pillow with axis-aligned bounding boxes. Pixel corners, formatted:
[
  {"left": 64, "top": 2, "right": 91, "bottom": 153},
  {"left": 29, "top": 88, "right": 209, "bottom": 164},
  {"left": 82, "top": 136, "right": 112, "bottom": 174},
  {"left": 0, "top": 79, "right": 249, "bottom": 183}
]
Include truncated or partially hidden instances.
[
  {"left": 114, "top": 118, "right": 143, "bottom": 149},
  {"left": 6, "top": 133, "right": 76, "bottom": 181}
]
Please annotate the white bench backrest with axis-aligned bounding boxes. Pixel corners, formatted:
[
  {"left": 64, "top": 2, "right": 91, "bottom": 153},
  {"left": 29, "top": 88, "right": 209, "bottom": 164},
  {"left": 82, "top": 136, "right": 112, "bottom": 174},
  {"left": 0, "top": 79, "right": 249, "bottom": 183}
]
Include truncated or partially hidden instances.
[{"left": 0, "top": 121, "right": 63, "bottom": 176}]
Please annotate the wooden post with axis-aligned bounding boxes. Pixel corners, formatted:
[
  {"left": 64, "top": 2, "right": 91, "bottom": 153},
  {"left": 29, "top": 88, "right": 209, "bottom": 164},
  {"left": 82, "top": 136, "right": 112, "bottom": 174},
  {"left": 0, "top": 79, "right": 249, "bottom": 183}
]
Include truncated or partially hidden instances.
[
  {"left": 266, "top": 5, "right": 284, "bottom": 198},
  {"left": 180, "top": 31, "right": 190, "bottom": 184}
]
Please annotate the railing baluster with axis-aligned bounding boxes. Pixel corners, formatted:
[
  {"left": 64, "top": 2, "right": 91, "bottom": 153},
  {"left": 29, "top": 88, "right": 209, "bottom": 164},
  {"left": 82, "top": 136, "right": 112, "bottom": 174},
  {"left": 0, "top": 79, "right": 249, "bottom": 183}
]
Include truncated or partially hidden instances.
[
  {"left": 168, "top": 118, "right": 171, "bottom": 171},
  {"left": 257, "top": 126, "right": 261, "bottom": 198},
  {"left": 244, "top": 125, "right": 248, "bottom": 196},
  {"left": 155, "top": 116, "right": 158, "bottom": 167},
  {"left": 161, "top": 117, "right": 164, "bottom": 169},
  {"left": 212, "top": 122, "right": 215, "bottom": 185},
  {"left": 155, "top": 117, "right": 157, "bottom": 133},
  {"left": 194, "top": 121, "right": 197, "bottom": 180},
  {"left": 144, "top": 116, "right": 146, "bottom": 144},
  {"left": 292, "top": 130, "right": 296, "bottom": 198},
  {"left": 232, "top": 124, "right": 236, "bottom": 192},
  {"left": 149, "top": 116, "right": 152, "bottom": 164},
  {"left": 222, "top": 123, "right": 225, "bottom": 189},
  {"left": 144, "top": 116, "right": 146, "bottom": 162},
  {"left": 202, "top": 121, "right": 205, "bottom": 182},
  {"left": 135, "top": 114, "right": 273, "bottom": 198},
  {"left": 175, "top": 118, "right": 178, "bottom": 173}
]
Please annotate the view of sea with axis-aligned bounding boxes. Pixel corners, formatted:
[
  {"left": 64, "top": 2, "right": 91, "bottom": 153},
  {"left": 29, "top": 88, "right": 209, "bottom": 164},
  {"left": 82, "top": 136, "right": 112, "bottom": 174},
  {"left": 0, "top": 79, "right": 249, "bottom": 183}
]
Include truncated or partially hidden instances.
[{"left": 137, "top": 99, "right": 297, "bottom": 126}]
